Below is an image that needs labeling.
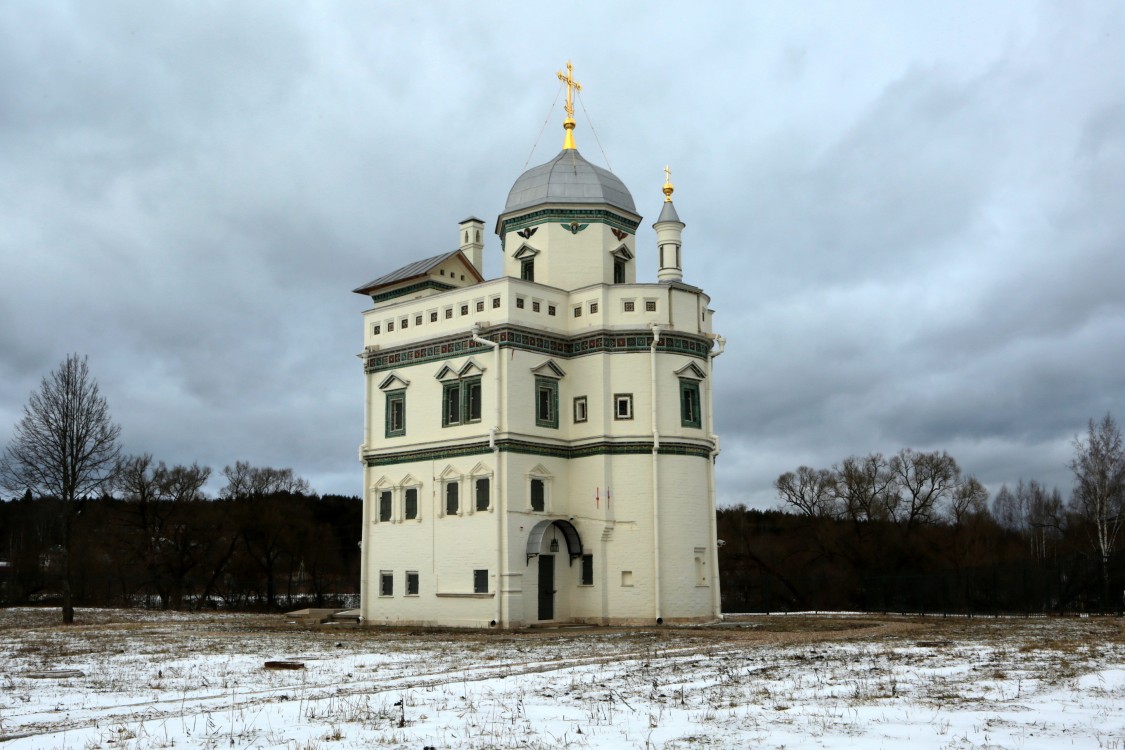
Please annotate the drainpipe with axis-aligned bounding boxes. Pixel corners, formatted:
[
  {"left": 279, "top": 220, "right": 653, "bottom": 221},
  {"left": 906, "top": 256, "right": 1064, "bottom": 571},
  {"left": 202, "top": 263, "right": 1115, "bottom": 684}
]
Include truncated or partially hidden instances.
[
  {"left": 706, "top": 334, "right": 726, "bottom": 621},
  {"left": 472, "top": 324, "right": 503, "bottom": 627},
  {"left": 650, "top": 323, "right": 662, "bottom": 624}
]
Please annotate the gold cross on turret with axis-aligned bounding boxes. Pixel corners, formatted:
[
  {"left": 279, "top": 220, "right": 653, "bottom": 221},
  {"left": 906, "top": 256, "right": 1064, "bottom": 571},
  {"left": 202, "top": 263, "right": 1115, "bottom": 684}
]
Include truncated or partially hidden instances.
[
  {"left": 663, "top": 165, "right": 675, "bottom": 202},
  {"left": 557, "top": 61, "right": 582, "bottom": 150}
]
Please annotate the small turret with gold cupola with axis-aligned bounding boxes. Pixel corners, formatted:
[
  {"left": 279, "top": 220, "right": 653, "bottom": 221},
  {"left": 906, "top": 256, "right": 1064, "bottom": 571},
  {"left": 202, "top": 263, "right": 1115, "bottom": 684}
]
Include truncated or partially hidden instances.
[{"left": 654, "top": 166, "right": 685, "bottom": 283}]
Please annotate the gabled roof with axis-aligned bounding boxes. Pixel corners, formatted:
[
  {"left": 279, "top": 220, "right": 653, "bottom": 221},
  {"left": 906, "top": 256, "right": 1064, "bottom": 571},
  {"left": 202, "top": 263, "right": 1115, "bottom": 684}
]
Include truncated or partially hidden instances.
[{"left": 352, "top": 250, "right": 484, "bottom": 296}]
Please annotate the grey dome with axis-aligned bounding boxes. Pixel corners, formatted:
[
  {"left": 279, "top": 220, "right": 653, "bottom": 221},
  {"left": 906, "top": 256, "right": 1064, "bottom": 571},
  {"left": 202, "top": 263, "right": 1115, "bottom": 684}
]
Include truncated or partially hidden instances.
[{"left": 503, "top": 149, "right": 636, "bottom": 215}]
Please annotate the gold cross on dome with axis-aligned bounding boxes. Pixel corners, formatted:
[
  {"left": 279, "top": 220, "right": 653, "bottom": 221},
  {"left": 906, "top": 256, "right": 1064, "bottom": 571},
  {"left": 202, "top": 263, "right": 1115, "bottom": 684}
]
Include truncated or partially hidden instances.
[{"left": 557, "top": 61, "right": 582, "bottom": 120}]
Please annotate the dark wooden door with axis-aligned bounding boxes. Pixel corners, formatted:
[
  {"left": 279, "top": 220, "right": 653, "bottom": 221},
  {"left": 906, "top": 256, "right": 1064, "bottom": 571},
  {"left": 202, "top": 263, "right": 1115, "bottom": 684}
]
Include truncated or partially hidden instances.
[{"left": 537, "top": 554, "right": 555, "bottom": 620}]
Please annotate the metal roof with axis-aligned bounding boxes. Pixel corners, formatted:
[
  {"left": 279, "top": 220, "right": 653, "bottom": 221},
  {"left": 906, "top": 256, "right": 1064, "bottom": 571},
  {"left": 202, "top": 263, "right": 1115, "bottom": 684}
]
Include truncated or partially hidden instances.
[
  {"left": 352, "top": 250, "right": 462, "bottom": 295},
  {"left": 502, "top": 149, "right": 636, "bottom": 216},
  {"left": 655, "top": 199, "right": 682, "bottom": 224}
]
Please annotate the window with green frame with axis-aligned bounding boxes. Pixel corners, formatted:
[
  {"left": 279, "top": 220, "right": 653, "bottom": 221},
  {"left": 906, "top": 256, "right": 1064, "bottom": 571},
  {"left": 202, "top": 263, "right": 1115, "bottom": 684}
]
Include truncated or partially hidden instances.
[
  {"left": 535, "top": 376, "right": 559, "bottom": 428},
  {"left": 442, "top": 377, "right": 482, "bottom": 426},
  {"left": 385, "top": 390, "right": 406, "bottom": 437},
  {"left": 680, "top": 379, "right": 702, "bottom": 428}
]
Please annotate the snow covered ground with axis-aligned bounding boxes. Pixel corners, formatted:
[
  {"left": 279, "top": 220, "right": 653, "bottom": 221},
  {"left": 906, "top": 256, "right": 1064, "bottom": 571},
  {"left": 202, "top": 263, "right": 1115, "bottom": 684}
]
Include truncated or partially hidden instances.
[{"left": 1, "top": 608, "right": 1123, "bottom": 749}]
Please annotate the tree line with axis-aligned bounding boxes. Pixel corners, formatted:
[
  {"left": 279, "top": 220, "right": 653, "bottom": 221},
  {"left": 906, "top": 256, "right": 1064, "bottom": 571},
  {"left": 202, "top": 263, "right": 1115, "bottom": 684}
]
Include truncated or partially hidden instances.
[
  {"left": 0, "top": 354, "right": 359, "bottom": 618},
  {"left": 718, "top": 416, "right": 1125, "bottom": 614}
]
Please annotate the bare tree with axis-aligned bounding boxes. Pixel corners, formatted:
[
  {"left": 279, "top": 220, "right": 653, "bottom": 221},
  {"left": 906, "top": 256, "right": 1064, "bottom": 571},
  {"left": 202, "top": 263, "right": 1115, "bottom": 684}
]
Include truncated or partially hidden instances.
[
  {"left": 948, "top": 475, "right": 989, "bottom": 528},
  {"left": 0, "top": 355, "right": 121, "bottom": 623},
  {"left": 885, "top": 448, "right": 960, "bottom": 531},
  {"left": 835, "top": 453, "right": 894, "bottom": 523},
  {"left": 220, "top": 460, "right": 311, "bottom": 498},
  {"left": 1069, "top": 413, "right": 1125, "bottom": 606},
  {"left": 775, "top": 466, "right": 837, "bottom": 517}
]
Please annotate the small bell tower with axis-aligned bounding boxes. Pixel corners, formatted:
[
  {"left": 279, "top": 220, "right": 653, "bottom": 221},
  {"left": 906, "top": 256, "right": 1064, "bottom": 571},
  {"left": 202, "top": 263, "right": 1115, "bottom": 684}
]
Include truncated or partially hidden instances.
[
  {"left": 654, "top": 166, "right": 684, "bottom": 282},
  {"left": 459, "top": 216, "right": 485, "bottom": 275}
]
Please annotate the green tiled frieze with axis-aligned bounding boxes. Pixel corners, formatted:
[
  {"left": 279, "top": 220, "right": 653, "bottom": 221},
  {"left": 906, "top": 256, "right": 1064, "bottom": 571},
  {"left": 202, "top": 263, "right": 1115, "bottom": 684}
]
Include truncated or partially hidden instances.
[
  {"left": 367, "top": 280, "right": 456, "bottom": 304},
  {"left": 364, "top": 438, "right": 714, "bottom": 466},
  {"left": 499, "top": 209, "right": 639, "bottom": 238},
  {"left": 364, "top": 326, "right": 712, "bottom": 373}
]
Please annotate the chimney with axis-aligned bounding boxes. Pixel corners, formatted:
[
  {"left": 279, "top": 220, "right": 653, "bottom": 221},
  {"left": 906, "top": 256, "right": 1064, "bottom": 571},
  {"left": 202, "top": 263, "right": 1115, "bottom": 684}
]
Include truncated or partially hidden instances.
[{"left": 459, "top": 217, "right": 485, "bottom": 276}]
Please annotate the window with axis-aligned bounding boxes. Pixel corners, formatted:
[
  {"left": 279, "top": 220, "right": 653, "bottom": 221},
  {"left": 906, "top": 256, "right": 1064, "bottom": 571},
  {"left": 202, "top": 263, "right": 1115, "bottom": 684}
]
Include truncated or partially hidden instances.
[
  {"left": 492, "top": 297, "right": 501, "bottom": 309},
  {"left": 532, "top": 301, "right": 540, "bottom": 313},
  {"left": 589, "top": 302, "right": 598, "bottom": 314},
  {"left": 378, "top": 490, "right": 392, "bottom": 522},
  {"left": 535, "top": 377, "right": 558, "bottom": 428},
  {"left": 445, "top": 481, "right": 459, "bottom": 515},
  {"left": 580, "top": 554, "right": 593, "bottom": 586},
  {"left": 645, "top": 300, "right": 657, "bottom": 312},
  {"left": 415, "top": 315, "right": 423, "bottom": 326},
  {"left": 573, "top": 396, "right": 587, "bottom": 423},
  {"left": 401, "top": 317, "right": 408, "bottom": 329},
  {"left": 430, "top": 311, "right": 438, "bottom": 323},
  {"left": 680, "top": 380, "right": 701, "bottom": 428},
  {"left": 476, "top": 300, "right": 484, "bottom": 312},
  {"left": 516, "top": 297, "right": 525, "bottom": 309},
  {"left": 573, "top": 306, "right": 582, "bottom": 318},
  {"left": 460, "top": 304, "right": 469, "bottom": 316},
  {"left": 621, "top": 571, "right": 634, "bottom": 587},
  {"left": 530, "top": 478, "right": 546, "bottom": 512},
  {"left": 372, "top": 324, "right": 381, "bottom": 335},
  {"left": 614, "top": 394, "right": 633, "bottom": 420},
  {"left": 380, "top": 571, "right": 393, "bottom": 596},
  {"left": 444, "top": 307, "right": 453, "bottom": 320},
  {"left": 387, "top": 321, "right": 395, "bottom": 332},
  {"left": 404, "top": 487, "right": 418, "bottom": 520},
  {"left": 475, "top": 477, "right": 490, "bottom": 512},
  {"left": 406, "top": 571, "right": 419, "bottom": 596},
  {"left": 441, "top": 377, "right": 482, "bottom": 427},
  {"left": 623, "top": 300, "right": 635, "bottom": 312},
  {"left": 548, "top": 305, "right": 556, "bottom": 316},
  {"left": 474, "top": 569, "right": 489, "bottom": 593},
  {"left": 386, "top": 391, "right": 406, "bottom": 437},
  {"left": 521, "top": 258, "right": 534, "bottom": 281},
  {"left": 614, "top": 259, "right": 625, "bottom": 284}
]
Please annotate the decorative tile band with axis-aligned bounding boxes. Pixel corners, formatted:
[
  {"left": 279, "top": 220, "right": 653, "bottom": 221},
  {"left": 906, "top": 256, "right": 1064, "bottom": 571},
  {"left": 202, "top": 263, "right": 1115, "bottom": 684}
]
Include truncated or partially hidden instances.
[
  {"left": 367, "top": 279, "right": 456, "bottom": 304},
  {"left": 499, "top": 208, "right": 639, "bottom": 237},
  {"left": 364, "top": 438, "right": 715, "bottom": 467},
  {"left": 364, "top": 325, "right": 713, "bottom": 373}
]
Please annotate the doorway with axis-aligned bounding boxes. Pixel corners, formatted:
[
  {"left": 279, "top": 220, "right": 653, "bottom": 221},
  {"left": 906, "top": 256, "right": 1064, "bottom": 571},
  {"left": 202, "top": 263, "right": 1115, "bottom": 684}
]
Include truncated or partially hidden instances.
[{"left": 537, "top": 554, "right": 555, "bottom": 620}]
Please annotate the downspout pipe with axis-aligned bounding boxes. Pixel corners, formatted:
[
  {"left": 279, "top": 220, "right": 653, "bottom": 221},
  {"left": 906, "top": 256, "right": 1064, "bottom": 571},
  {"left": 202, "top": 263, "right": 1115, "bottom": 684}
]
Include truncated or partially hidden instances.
[
  {"left": 472, "top": 324, "right": 503, "bottom": 627},
  {"left": 707, "top": 334, "right": 726, "bottom": 622},
  {"left": 650, "top": 323, "right": 662, "bottom": 624}
]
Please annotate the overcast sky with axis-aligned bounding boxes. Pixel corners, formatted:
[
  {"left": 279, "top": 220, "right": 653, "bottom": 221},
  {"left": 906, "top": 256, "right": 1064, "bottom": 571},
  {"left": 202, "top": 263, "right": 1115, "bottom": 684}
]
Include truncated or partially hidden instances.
[{"left": 2, "top": 2, "right": 1123, "bottom": 508}]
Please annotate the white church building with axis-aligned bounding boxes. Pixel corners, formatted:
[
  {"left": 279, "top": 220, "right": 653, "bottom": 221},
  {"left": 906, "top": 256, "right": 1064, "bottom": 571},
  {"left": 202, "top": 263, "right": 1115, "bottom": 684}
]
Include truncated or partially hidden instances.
[{"left": 354, "top": 68, "right": 724, "bottom": 627}]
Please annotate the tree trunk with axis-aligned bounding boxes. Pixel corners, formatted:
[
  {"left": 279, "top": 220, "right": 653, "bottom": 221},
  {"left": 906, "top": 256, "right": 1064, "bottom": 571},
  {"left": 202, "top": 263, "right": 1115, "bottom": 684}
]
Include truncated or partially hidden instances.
[{"left": 61, "top": 512, "right": 74, "bottom": 624}]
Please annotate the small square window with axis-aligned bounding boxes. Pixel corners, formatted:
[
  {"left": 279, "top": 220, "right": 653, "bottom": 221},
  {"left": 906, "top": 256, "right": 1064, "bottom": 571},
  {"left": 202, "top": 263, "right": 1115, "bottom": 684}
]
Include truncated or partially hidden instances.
[
  {"left": 516, "top": 297, "right": 525, "bottom": 309},
  {"left": 573, "top": 306, "right": 582, "bottom": 318},
  {"left": 445, "top": 308, "right": 453, "bottom": 320},
  {"left": 372, "top": 324, "right": 381, "bottom": 335},
  {"left": 430, "top": 311, "right": 438, "bottom": 323},
  {"left": 440, "top": 269, "right": 446, "bottom": 276},
  {"left": 645, "top": 300, "right": 657, "bottom": 312},
  {"left": 548, "top": 305, "right": 556, "bottom": 316},
  {"left": 378, "top": 490, "right": 392, "bottom": 522},
  {"left": 580, "top": 554, "right": 593, "bottom": 586},
  {"left": 460, "top": 304, "right": 469, "bottom": 316},
  {"left": 621, "top": 571, "right": 634, "bottom": 587},
  {"left": 589, "top": 302, "right": 598, "bottom": 314},
  {"left": 474, "top": 569, "right": 489, "bottom": 593},
  {"left": 532, "top": 301, "right": 540, "bottom": 313},
  {"left": 476, "top": 300, "right": 484, "bottom": 312},
  {"left": 415, "top": 315, "right": 423, "bottom": 326},
  {"left": 401, "top": 318, "right": 408, "bottom": 329},
  {"left": 406, "top": 571, "right": 419, "bottom": 596},
  {"left": 404, "top": 487, "right": 418, "bottom": 520},
  {"left": 614, "top": 394, "right": 633, "bottom": 420},
  {"left": 623, "top": 301, "right": 635, "bottom": 313},
  {"left": 492, "top": 297, "right": 501, "bottom": 309},
  {"left": 387, "top": 321, "right": 395, "bottom": 332},
  {"left": 573, "top": 396, "right": 587, "bottom": 423},
  {"left": 380, "top": 571, "right": 394, "bottom": 596},
  {"left": 460, "top": 274, "right": 465, "bottom": 281},
  {"left": 475, "top": 476, "right": 490, "bottom": 512}
]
